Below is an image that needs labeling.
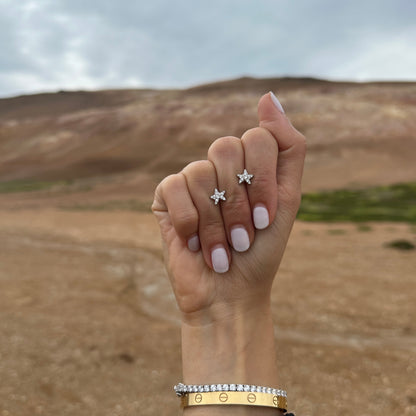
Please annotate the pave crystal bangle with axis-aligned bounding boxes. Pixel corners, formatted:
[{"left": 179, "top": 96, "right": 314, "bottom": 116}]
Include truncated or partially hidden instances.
[
  {"left": 174, "top": 383, "right": 287, "bottom": 397},
  {"left": 174, "top": 383, "right": 288, "bottom": 412}
]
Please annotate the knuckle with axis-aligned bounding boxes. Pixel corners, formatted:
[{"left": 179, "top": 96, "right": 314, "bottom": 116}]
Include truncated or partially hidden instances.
[
  {"left": 153, "top": 174, "right": 178, "bottom": 200},
  {"left": 241, "top": 128, "right": 278, "bottom": 154},
  {"left": 182, "top": 160, "right": 215, "bottom": 183},
  {"left": 296, "top": 130, "right": 306, "bottom": 143},
  {"left": 173, "top": 208, "right": 199, "bottom": 235},
  {"left": 286, "top": 128, "right": 307, "bottom": 155},
  {"left": 295, "top": 131, "right": 307, "bottom": 152},
  {"left": 208, "top": 136, "right": 240, "bottom": 160},
  {"left": 241, "top": 127, "right": 274, "bottom": 144},
  {"left": 160, "top": 173, "right": 181, "bottom": 189},
  {"left": 151, "top": 174, "right": 182, "bottom": 212},
  {"left": 183, "top": 159, "right": 212, "bottom": 175}
]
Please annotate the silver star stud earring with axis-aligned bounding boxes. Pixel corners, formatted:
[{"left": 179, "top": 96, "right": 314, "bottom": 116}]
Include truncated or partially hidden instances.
[
  {"left": 210, "top": 188, "right": 226, "bottom": 205},
  {"left": 237, "top": 169, "right": 254, "bottom": 185}
]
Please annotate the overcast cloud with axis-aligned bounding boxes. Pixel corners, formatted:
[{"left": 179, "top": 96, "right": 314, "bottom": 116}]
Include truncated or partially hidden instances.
[{"left": 0, "top": 0, "right": 415, "bottom": 97}]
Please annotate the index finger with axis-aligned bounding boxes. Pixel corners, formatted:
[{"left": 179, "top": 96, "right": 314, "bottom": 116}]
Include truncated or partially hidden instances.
[{"left": 241, "top": 127, "right": 279, "bottom": 230}]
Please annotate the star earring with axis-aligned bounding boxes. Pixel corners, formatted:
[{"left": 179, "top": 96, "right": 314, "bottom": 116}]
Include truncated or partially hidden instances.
[{"left": 237, "top": 169, "right": 254, "bottom": 185}]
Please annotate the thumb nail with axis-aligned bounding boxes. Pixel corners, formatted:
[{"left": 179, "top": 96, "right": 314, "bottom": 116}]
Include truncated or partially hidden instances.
[{"left": 269, "top": 91, "right": 285, "bottom": 114}]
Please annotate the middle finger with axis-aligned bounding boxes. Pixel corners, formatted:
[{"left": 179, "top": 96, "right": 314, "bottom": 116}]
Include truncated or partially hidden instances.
[{"left": 208, "top": 136, "right": 254, "bottom": 252}]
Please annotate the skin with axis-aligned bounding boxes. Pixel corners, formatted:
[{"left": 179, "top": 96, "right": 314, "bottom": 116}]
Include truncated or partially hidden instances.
[{"left": 152, "top": 92, "right": 306, "bottom": 415}]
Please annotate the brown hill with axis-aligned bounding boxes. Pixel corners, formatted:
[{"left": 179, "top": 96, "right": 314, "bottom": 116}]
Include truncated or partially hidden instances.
[{"left": 0, "top": 77, "right": 415, "bottom": 209}]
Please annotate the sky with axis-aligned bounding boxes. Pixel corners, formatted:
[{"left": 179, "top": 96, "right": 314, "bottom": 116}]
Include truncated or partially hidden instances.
[{"left": 0, "top": 0, "right": 415, "bottom": 98}]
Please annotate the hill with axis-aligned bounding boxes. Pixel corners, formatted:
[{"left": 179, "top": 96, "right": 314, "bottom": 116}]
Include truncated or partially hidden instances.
[{"left": 0, "top": 76, "right": 415, "bottom": 209}]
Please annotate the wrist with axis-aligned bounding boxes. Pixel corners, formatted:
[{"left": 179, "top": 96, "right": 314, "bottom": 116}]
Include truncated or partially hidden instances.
[
  {"left": 181, "top": 301, "right": 279, "bottom": 386},
  {"left": 180, "top": 291, "right": 273, "bottom": 327}
]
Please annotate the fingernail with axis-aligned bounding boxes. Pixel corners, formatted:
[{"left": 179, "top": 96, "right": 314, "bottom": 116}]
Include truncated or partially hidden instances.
[
  {"left": 211, "top": 246, "right": 229, "bottom": 273},
  {"left": 253, "top": 204, "right": 269, "bottom": 229},
  {"left": 231, "top": 226, "right": 250, "bottom": 252},
  {"left": 269, "top": 91, "right": 285, "bottom": 114},
  {"left": 187, "top": 234, "right": 200, "bottom": 252}
]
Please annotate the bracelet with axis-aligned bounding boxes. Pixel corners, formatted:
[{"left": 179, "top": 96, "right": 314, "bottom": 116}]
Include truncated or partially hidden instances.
[
  {"left": 174, "top": 383, "right": 287, "bottom": 397},
  {"left": 174, "top": 383, "right": 288, "bottom": 412}
]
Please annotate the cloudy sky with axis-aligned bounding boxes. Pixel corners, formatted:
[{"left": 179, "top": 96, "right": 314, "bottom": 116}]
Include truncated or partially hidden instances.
[{"left": 0, "top": 0, "right": 415, "bottom": 97}]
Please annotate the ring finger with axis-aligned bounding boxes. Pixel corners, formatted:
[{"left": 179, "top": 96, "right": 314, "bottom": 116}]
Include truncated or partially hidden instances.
[{"left": 181, "top": 160, "right": 231, "bottom": 274}]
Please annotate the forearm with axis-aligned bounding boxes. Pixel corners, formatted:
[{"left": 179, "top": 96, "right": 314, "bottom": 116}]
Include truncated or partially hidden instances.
[{"left": 181, "top": 301, "right": 284, "bottom": 416}]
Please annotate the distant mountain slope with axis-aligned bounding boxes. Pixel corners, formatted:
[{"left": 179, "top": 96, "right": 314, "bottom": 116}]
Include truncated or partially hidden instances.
[{"left": 0, "top": 76, "right": 415, "bottom": 208}]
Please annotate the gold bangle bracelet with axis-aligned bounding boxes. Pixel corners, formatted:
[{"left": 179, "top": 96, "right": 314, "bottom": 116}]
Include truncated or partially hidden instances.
[{"left": 180, "top": 391, "right": 287, "bottom": 412}]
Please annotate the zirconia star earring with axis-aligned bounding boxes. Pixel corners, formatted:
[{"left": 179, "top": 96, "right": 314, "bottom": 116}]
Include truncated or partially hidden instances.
[
  {"left": 210, "top": 188, "right": 226, "bottom": 205},
  {"left": 237, "top": 169, "right": 254, "bottom": 185}
]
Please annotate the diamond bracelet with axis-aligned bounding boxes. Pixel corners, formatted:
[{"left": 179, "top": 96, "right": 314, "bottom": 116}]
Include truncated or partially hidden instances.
[{"left": 174, "top": 382, "right": 287, "bottom": 397}]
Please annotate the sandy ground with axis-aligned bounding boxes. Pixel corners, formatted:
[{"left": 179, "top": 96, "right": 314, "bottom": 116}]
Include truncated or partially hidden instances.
[
  {"left": 1, "top": 79, "right": 415, "bottom": 416},
  {"left": 0, "top": 209, "right": 415, "bottom": 416}
]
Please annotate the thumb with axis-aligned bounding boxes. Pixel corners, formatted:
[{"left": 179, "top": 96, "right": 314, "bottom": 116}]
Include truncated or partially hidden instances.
[{"left": 258, "top": 92, "right": 306, "bottom": 200}]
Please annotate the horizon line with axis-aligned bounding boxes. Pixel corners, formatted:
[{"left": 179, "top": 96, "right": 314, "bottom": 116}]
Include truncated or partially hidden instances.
[{"left": 1, "top": 74, "right": 415, "bottom": 100}]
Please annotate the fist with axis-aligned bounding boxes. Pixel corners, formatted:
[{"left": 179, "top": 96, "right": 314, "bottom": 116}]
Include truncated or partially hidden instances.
[{"left": 152, "top": 92, "right": 306, "bottom": 323}]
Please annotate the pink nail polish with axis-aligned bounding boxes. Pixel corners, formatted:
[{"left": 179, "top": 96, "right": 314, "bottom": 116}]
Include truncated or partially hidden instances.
[
  {"left": 187, "top": 235, "right": 200, "bottom": 252},
  {"left": 253, "top": 204, "right": 269, "bottom": 229},
  {"left": 231, "top": 226, "right": 250, "bottom": 252},
  {"left": 211, "top": 246, "right": 229, "bottom": 273}
]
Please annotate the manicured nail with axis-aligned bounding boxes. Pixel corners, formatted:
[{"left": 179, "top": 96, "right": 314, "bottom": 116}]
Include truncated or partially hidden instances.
[
  {"left": 211, "top": 246, "right": 229, "bottom": 273},
  {"left": 187, "top": 234, "right": 200, "bottom": 252},
  {"left": 231, "top": 226, "right": 250, "bottom": 252},
  {"left": 253, "top": 204, "right": 269, "bottom": 229},
  {"left": 269, "top": 91, "right": 285, "bottom": 114}
]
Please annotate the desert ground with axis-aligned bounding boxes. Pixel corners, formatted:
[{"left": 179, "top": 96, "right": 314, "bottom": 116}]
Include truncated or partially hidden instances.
[{"left": 0, "top": 78, "right": 415, "bottom": 415}]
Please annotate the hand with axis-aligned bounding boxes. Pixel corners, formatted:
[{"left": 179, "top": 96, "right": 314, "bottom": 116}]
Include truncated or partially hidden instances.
[{"left": 152, "top": 92, "right": 306, "bottom": 325}]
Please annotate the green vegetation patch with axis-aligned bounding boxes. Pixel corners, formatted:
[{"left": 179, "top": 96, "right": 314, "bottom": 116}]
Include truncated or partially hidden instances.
[
  {"left": 356, "top": 224, "right": 373, "bottom": 232},
  {"left": 385, "top": 239, "right": 415, "bottom": 251},
  {"left": 298, "top": 182, "right": 416, "bottom": 223},
  {"left": 61, "top": 199, "right": 152, "bottom": 212},
  {"left": 0, "top": 179, "right": 74, "bottom": 193},
  {"left": 327, "top": 229, "right": 347, "bottom": 235}
]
